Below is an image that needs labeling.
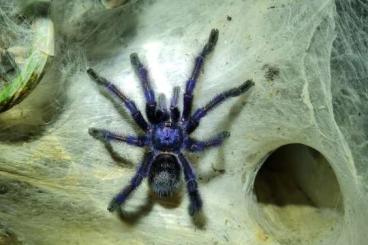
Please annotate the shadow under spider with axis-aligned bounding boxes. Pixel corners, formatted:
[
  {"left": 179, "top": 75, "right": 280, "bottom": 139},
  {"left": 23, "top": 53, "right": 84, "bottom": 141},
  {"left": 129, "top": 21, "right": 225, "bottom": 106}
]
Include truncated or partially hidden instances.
[
  {"left": 99, "top": 86, "right": 143, "bottom": 134},
  {"left": 117, "top": 194, "right": 155, "bottom": 226},
  {"left": 116, "top": 190, "right": 182, "bottom": 224},
  {"left": 194, "top": 94, "right": 251, "bottom": 184},
  {"left": 115, "top": 93, "right": 251, "bottom": 229},
  {"left": 91, "top": 84, "right": 143, "bottom": 168},
  {"left": 103, "top": 141, "right": 135, "bottom": 168},
  {"left": 107, "top": 81, "right": 252, "bottom": 228},
  {"left": 116, "top": 188, "right": 207, "bottom": 229}
]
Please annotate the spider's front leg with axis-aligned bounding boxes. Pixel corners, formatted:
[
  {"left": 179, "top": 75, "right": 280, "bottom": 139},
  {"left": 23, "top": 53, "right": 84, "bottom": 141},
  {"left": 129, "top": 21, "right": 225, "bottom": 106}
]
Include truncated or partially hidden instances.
[
  {"left": 185, "top": 131, "right": 230, "bottom": 152},
  {"left": 108, "top": 152, "right": 154, "bottom": 212},
  {"left": 88, "top": 128, "right": 146, "bottom": 147},
  {"left": 182, "top": 29, "right": 219, "bottom": 120},
  {"left": 87, "top": 68, "right": 149, "bottom": 131},
  {"left": 130, "top": 53, "right": 158, "bottom": 123},
  {"left": 187, "top": 79, "right": 254, "bottom": 133},
  {"left": 178, "top": 153, "right": 202, "bottom": 216}
]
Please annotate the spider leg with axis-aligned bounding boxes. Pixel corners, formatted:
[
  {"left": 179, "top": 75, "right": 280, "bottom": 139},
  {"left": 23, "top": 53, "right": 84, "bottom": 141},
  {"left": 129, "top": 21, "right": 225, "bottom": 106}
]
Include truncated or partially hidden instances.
[
  {"left": 130, "top": 53, "right": 157, "bottom": 124},
  {"left": 182, "top": 29, "right": 219, "bottom": 121},
  {"left": 185, "top": 131, "right": 230, "bottom": 152},
  {"left": 87, "top": 68, "right": 149, "bottom": 131},
  {"left": 155, "top": 93, "right": 169, "bottom": 122},
  {"left": 89, "top": 128, "right": 146, "bottom": 147},
  {"left": 187, "top": 80, "right": 254, "bottom": 134},
  {"left": 108, "top": 152, "right": 154, "bottom": 212},
  {"left": 170, "top": 86, "right": 181, "bottom": 122},
  {"left": 178, "top": 153, "right": 202, "bottom": 216}
]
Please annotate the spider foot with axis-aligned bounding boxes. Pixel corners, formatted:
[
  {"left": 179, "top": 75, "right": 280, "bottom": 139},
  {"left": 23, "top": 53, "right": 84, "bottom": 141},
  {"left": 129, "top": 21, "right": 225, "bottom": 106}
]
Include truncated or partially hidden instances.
[
  {"left": 202, "top": 29, "right": 219, "bottom": 55},
  {"left": 188, "top": 192, "right": 203, "bottom": 216},
  {"left": 188, "top": 202, "right": 202, "bottom": 216},
  {"left": 87, "top": 68, "right": 108, "bottom": 86},
  {"left": 88, "top": 127, "right": 107, "bottom": 141},
  {"left": 237, "top": 79, "right": 255, "bottom": 95},
  {"left": 221, "top": 131, "right": 231, "bottom": 138},
  {"left": 107, "top": 198, "right": 120, "bottom": 212},
  {"left": 224, "top": 79, "right": 255, "bottom": 98},
  {"left": 130, "top": 52, "right": 142, "bottom": 68}
]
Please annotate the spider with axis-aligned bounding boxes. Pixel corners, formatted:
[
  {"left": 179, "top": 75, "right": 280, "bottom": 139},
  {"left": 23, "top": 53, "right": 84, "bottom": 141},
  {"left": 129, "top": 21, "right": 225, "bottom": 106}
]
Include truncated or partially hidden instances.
[{"left": 87, "top": 29, "right": 254, "bottom": 216}]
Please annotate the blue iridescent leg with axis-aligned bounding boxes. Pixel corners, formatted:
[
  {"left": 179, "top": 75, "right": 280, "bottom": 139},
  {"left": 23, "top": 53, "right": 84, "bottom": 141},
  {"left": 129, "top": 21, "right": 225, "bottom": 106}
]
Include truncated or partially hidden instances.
[
  {"left": 108, "top": 152, "right": 154, "bottom": 212},
  {"left": 182, "top": 29, "right": 219, "bottom": 120},
  {"left": 130, "top": 53, "right": 157, "bottom": 124},
  {"left": 170, "top": 86, "right": 180, "bottom": 122},
  {"left": 178, "top": 153, "right": 202, "bottom": 216},
  {"left": 185, "top": 131, "right": 230, "bottom": 152},
  {"left": 187, "top": 80, "right": 254, "bottom": 133},
  {"left": 88, "top": 128, "right": 146, "bottom": 147},
  {"left": 87, "top": 68, "right": 149, "bottom": 131}
]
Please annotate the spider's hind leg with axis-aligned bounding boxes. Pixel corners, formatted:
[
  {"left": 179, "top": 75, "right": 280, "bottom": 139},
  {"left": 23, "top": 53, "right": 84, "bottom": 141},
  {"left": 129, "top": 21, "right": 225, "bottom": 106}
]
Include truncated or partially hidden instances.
[
  {"left": 178, "top": 153, "right": 203, "bottom": 216},
  {"left": 108, "top": 152, "right": 154, "bottom": 212}
]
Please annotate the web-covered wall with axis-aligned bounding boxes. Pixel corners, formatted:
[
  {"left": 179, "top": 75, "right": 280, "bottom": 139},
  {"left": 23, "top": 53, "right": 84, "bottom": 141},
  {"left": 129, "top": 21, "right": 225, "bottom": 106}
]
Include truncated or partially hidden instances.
[{"left": 0, "top": 0, "right": 367, "bottom": 244}]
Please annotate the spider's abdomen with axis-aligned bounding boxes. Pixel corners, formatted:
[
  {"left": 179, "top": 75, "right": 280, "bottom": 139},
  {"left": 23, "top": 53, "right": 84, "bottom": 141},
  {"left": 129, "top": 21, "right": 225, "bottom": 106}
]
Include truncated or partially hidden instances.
[
  {"left": 148, "top": 154, "right": 182, "bottom": 197},
  {"left": 152, "top": 123, "right": 183, "bottom": 151}
]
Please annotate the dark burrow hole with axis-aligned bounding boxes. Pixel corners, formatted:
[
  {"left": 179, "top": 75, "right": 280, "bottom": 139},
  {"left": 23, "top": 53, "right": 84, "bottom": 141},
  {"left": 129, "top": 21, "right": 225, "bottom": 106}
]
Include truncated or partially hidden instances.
[{"left": 253, "top": 144, "right": 344, "bottom": 241}]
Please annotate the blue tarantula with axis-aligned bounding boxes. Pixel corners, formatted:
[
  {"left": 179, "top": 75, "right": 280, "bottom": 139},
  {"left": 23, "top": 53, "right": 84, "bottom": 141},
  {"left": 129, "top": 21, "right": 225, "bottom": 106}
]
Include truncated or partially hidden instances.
[{"left": 87, "top": 29, "right": 254, "bottom": 216}]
